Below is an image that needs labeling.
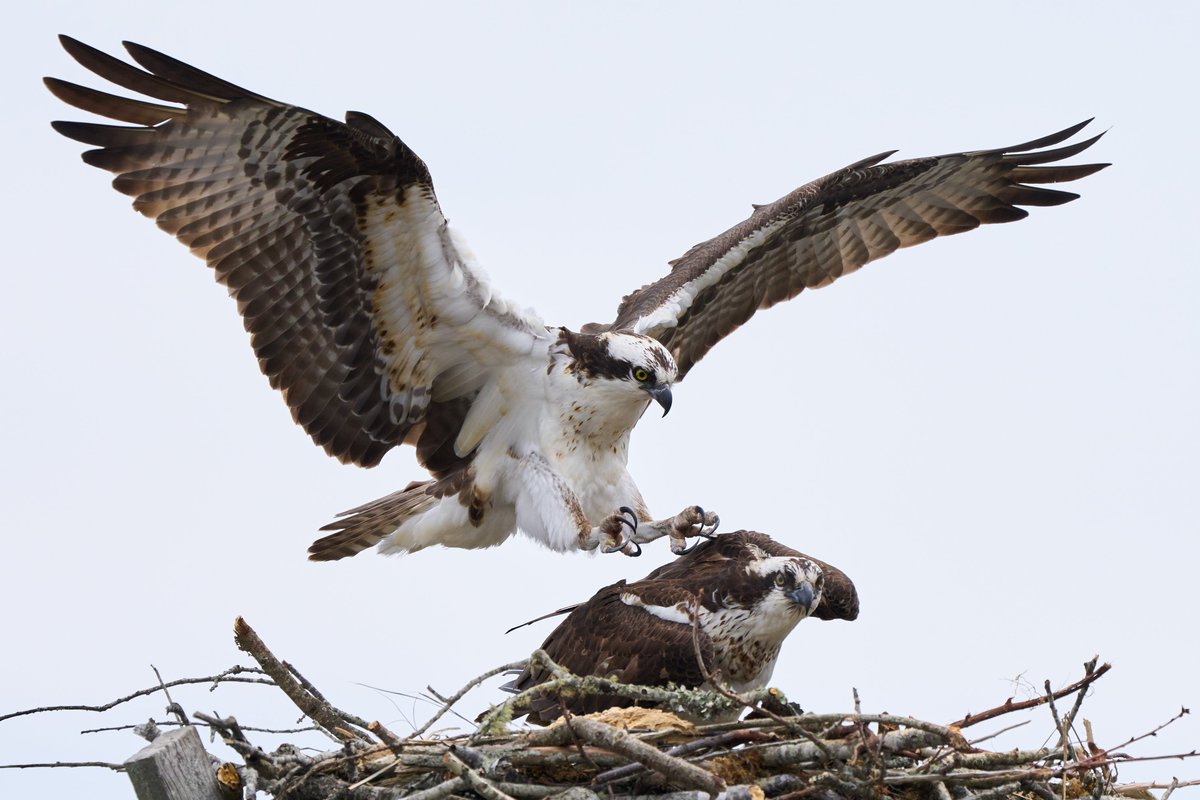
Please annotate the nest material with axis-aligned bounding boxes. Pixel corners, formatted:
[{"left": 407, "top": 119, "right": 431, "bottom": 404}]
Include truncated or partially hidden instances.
[{"left": 195, "top": 618, "right": 1183, "bottom": 800}]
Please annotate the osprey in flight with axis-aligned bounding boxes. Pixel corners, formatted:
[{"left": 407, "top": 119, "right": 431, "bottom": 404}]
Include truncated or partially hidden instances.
[
  {"left": 505, "top": 531, "right": 859, "bottom": 724},
  {"left": 47, "top": 38, "right": 1107, "bottom": 560}
]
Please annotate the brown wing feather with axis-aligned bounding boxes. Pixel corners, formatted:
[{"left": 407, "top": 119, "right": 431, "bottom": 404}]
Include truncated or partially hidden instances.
[
  {"left": 508, "top": 581, "right": 714, "bottom": 725},
  {"left": 507, "top": 531, "right": 856, "bottom": 724},
  {"left": 609, "top": 121, "right": 1108, "bottom": 378},
  {"left": 47, "top": 38, "right": 543, "bottom": 469}
]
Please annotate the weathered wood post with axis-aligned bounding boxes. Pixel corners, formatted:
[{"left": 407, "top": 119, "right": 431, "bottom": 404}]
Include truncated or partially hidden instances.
[{"left": 124, "top": 726, "right": 227, "bottom": 800}]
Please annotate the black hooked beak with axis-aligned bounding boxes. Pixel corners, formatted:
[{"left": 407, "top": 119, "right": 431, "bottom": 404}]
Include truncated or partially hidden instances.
[
  {"left": 648, "top": 384, "right": 673, "bottom": 416},
  {"left": 788, "top": 581, "right": 819, "bottom": 615}
]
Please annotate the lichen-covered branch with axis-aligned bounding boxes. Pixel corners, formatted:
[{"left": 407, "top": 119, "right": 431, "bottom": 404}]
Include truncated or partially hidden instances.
[{"left": 6, "top": 621, "right": 1195, "bottom": 800}]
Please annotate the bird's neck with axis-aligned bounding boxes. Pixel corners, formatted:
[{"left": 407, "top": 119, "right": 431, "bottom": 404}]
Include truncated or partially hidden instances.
[{"left": 546, "top": 356, "right": 649, "bottom": 452}]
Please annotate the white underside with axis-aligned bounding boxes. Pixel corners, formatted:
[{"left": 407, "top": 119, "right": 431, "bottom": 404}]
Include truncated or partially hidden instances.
[{"left": 377, "top": 341, "right": 654, "bottom": 554}]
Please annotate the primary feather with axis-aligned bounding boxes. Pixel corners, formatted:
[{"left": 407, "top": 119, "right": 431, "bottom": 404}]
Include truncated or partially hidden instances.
[{"left": 48, "top": 37, "right": 1108, "bottom": 559}]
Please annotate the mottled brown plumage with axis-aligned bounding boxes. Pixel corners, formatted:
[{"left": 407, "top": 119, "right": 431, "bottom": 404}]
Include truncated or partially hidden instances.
[
  {"left": 603, "top": 122, "right": 1107, "bottom": 378},
  {"left": 506, "top": 531, "right": 858, "bottom": 724},
  {"left": 48, "top": 37, "right": 1107, "bottom": 561}
]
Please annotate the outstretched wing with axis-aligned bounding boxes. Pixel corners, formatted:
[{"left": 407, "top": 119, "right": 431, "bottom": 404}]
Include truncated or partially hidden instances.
[
  {"left": 47, "top": 37, "right": 548, "bottom": 468},
  {"left": 607, "top": 122, "right": 1108, "bottom": 378},
  {"left": 506, "top": 580, "right": 714, "bottom": 724},
  {"left": 646, "top": 531, "right": 860, "bottom": 622}
]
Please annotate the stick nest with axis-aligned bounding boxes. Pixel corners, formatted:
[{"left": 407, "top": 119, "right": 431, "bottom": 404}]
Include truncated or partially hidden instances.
[{"left": 203, "top": 618, "right": 1190, "bottom": 800}]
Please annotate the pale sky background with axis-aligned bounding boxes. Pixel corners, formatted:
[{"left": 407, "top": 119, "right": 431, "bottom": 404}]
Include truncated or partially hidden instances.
[{"left": 2, "top": 2, "right": 1197, "bottom": 797}]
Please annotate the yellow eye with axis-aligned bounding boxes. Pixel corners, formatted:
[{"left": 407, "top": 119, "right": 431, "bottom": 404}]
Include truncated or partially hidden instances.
[
  {"left": 633, "top": 368, "right": 650, "bottom": 382},
  {"left": 774, "top": 574, "right": 786, "bottom": 587}
]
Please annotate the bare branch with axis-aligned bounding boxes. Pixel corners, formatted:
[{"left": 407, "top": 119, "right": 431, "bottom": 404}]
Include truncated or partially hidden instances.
[
  {"left": 0, "top": 666, "right": 271, "bottom": 723},
  {"left": 444, "top": 748, "right": 517, "bottom": 800},
  {"left": 0, "top": 761, "right": 125, "bottom": 771},
  {"left": 549, "top": 715, "right": 724, "bottom": 796},
  {"left": 948, "top": 659, "right": 1112, "bottom": 729},
  {"left": 411, "top": 660, "right": 527, "bottom": 738},
  {"left": 232, "top": 616, "right": 371, "bottom": 744}
]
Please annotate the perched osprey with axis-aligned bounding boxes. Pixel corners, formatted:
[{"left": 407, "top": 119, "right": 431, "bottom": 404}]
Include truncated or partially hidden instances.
[
  {"left": 504, "top": 531, "right": 859, "bottom": 724},
  {"left": 47, "top": 38, "right": 1107, "bottom": 560}
]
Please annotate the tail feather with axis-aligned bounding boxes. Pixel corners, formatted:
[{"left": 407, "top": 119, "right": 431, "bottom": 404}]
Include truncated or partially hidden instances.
[{"left": 308, "top": 481, "right": 439, "bottom": 561}]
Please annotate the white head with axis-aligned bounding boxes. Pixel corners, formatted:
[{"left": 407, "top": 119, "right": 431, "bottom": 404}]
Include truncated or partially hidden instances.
[{"left": 558, "top": 329, "right": 678, "bottom": 415}]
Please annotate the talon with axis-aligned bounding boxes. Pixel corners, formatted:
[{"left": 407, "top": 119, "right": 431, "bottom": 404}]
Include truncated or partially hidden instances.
[
  {"left": 618, "top": 506, "right": 639, "bottom": 532},
  {"left": 693, "top": 506, "right": 717, "bottom": 540},
  {"left": 672, "top": 537, "right": 702, "bottom": 556},
  {"left": 603, "top": 536, "right": 642, "bottom": 557},
  {"left": 602, "top": 536, "right": 627, "bottom": 554},
  {"left": 602, "top": 508, "right": 641, "bottom": 554}
]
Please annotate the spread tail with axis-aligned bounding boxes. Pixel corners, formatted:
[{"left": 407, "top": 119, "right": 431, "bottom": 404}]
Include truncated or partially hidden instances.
[{"left": 308, "top": 480, "right": 438, "bottom": 561}]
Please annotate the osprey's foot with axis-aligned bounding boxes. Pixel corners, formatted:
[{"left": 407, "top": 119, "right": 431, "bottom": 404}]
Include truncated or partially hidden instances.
[
  {"left": 600, "top": 506, "right": 642, "bottom": 556},
  {"left": 668, "top": 505, "right": 720, "bottom": 555}
]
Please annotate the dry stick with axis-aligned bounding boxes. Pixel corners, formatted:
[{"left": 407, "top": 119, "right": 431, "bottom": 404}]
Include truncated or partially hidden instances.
[
  {"left": 233, "top": 616, "right": 369, "bottom": 744},
  {"left": 80, "top": 720, "right": 317, "bottom": 736},
  {"left": 347, "top": 755, "right": 408, "bottom": 792},
  {"left": 0, "top": 666, "right": 272, "bottom": 723},
  {"left": 192, "top": 712, "right": 254, "bottom": 748},
  {"left": 149, "top": 664, "right": 189, "bottom": 726},
  {"left": 1114, "top": 778, "right": 1200, "bottom": 795},
  {"left": 284, "top": 658, "right": 389, "bottom": 743},
  {"left": 444, "top": 749, "right": 517, "bottom": 800},
  {"left": 474, "top": 651, "right": 761, "bottom": 737},
  {"left": 398, "top": 777, "right": 469, "bottom": 800},
  {"left": 967, "top": 719, "right": 1030, "bottom": 747},
  {"left": 1041, "top": 677, "right": 1071, "bottom": 800},
  {"left": 948, "top": 660, "right": 1111, "bottom": 729},
  {"left": 368, "top": 720, "right": 407, "bottom": 750},
  {"left": 413, "top": 660, "right": 527, "bottom": 738},
  {"left": 1103, "top": 706, "right": 1191, "bottom": 753},
  {"left": 594, "top": 730, "right": 767, "bottom": 785},
  {"left": 0, "top": 761, "right": 124, "bottom": 771},
  {"left": 1058, "top": 656, "right": 1098, "bottom": 741},
  {"left": 558, "top": 716, "right": 725, "bottom": 796}
]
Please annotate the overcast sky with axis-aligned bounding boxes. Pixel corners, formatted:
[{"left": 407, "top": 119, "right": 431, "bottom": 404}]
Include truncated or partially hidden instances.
[{"left": 2, "top": 2, "right": 1197, "bottom": 797}]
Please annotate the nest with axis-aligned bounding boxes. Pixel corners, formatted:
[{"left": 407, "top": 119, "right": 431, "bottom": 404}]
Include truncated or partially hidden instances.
[
  {"left": 10, "top": 616, "right": 1190, "bottom": 799},
  {"left": 189, "top": 618, "right": 1188, "bottom": 800}
]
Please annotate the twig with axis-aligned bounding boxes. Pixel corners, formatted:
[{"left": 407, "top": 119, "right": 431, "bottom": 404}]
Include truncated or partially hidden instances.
[
  {"left": 1103, "top": 706, "right": 1191, "bottom": 753},
  {"left": 555, "top": 715, "right": 725, "bottom": 796},
  {"left": 80, "top": 719, "right": 318, "bottom": 735},
  {"left": 444, "top": 749, "right": 517, "bottom": 800},
  {"left": 475, "top": 651, "right": 761, "bottom": 736},
  {"left": 967, "top": 719, "right": 1030, "bottom": 746},
  {"left": 411, "top": 660, "right": 527, "bottom": 738},
  {"left": 1058, "top": 656, "right": 1098, "bottom": 743},
  {"left": 150, "top": 664, "right": 188, "bottom": 726},
  {"left": 0, "top": 666, "right": 272, "bottom": 722},
  {"left": 948, "top": 659, "right": 1111, "bottom": 729},
  {"left": 0, "top": 761, "right": 124, "bottom": 771},
  {"left": 233, "top": 616, "right": 370, "bottom": 743},
  {"left": 594, "top": 730, "right": 767, "bottom": 785}
]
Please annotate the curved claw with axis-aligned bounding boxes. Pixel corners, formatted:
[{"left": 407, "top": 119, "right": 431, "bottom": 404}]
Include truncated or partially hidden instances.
[
  {"left": 618, "top": 506, "right": 639, "bottom": 532},
  {"left": 602, "top": 536, "right": 642, "bottom": 557},
  {"left": 672, "top": 537, "right": 703, "bottom": 556},
  {"left": 602, "top": 508, "right": 641, "bottom": 555},
  {"left": 693, "top": 506, "right": 718, "bottom": 540}
]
